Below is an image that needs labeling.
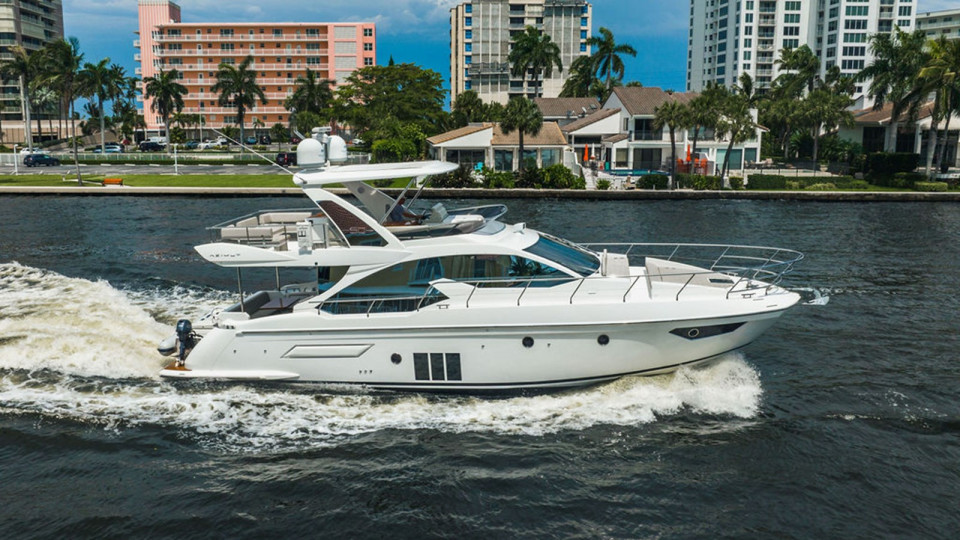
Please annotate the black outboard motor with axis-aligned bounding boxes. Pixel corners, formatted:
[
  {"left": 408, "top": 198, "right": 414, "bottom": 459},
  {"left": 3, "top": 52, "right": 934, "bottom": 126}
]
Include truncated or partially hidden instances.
[{"left": 176, "top": 319, "right": 197, "bottom": 366}]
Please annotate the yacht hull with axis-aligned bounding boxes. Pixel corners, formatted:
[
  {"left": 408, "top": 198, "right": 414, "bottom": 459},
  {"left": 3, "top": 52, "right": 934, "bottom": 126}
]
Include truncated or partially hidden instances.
[{"left": 159, "top": 301, "right": 794, "bottom": 391}]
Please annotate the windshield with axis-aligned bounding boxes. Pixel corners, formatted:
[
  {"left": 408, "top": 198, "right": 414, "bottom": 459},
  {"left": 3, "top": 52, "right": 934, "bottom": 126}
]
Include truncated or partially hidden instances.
[{"left": 523, "top": 235, "right": 600, "bottom": 277}]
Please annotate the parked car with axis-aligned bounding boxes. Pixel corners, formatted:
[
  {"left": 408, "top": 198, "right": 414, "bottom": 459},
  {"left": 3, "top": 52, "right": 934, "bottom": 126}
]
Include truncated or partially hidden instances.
[
  {"left": 351, "top": 138, "right": 364, "bottom": 146},
  {"left": 184, "top": 140, "right": 199, "bottom": 150},
  {"left": 259, "top": 135, "right": 272, "bottom": 145},
  {"left": 23, "top": 154, "right": 60, "bottom": 167},
  {"left": 276, "top": 151, "right": 297, "bottom": 166},
  {"left": 19, "top": 147, "right": 48, "bottom": 155},
  {"left": 93, "top": 144, "right": 123, "bottom": 153},
  {"left": 245, "top": 136, "right": 257, "bottom": 145},
  {"left": 290, "top": 136, "right": 302, "bottom": 144},
  {"left": 198, "top": 137, "right": 227, "bottom": 150},
  {"left": 139, "top": 141, "right": 164, "bottom": 152}
]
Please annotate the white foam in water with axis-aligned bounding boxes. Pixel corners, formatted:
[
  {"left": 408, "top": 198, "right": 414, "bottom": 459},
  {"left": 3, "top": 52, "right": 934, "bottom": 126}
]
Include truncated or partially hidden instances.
[{"left": 0, "top": 262, "right": 764, "bottom": 451}]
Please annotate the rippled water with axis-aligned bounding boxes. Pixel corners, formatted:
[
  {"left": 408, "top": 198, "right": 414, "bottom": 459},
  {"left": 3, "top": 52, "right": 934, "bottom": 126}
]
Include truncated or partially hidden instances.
[{"left": 1, "top": 195, "right": 958, "bottom": 538}]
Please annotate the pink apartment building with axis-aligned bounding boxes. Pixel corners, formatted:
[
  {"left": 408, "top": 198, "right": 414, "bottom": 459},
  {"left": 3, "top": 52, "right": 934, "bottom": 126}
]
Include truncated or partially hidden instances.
[{"left": 135, "top": 0, "right": 376, "bottom": 136}]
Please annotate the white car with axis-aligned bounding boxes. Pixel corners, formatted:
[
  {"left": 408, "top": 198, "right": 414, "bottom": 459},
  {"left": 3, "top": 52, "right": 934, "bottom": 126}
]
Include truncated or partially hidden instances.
[
  {"left": 198, "top": 138, "right": 227, "bottom": 150},
  {"left": 19, "top": 147, "right": 49, "bottom": 155}
]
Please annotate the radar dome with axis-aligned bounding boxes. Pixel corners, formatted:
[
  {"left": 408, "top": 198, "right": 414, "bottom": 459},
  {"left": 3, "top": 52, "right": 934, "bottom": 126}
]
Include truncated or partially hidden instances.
[
  {"left": 327, "top": 135, "right": 348, "bottom": 163},
  {"left": 296, "top": 137, "right": 325, "bottom": 168}
]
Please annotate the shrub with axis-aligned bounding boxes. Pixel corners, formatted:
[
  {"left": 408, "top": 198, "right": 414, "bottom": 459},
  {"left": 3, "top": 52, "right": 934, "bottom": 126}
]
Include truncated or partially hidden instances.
[
  {"left": 480, "top": 167, "right": 515, "bottom": 189},
  {"left": 835, "top": 179, "right": 871, "bottom": 190},
  {"left": 866, "top": 152, "right": 920, "bottom": 185},
  {"left": 805, "top": 182, "right": 837, "bottom": 191},
  {"left": 432, "top": 163, "right": 477, "bottom": 188},
  {"left": 596, "top": 179, "right": 611, "bottom": 190},
  {"left": 915, "top": 181, "right": 948, "bottom": 192},
  {"left": 541, "top": 164, "right": 585, "bottom": 189},
  {"left": 515, "top": 166, "right": 544, "bottom": 188},
  {"left": 729, "top": 176, "right": 744, "bottom": 190},
  {"left": 889, "top": 172, "right": 925, "bottom": 189},
  {"left": 746, "top": 174, "right": 789, "bottom": 190},
  {"left": 676, "top": 173, "right": 721, "bottom": 190},
  {"left": 637, "top": 174, "right": 668, "bottom": 190},
  {"left": 785, "top": 181, "right": 801, "bottom": 190}
]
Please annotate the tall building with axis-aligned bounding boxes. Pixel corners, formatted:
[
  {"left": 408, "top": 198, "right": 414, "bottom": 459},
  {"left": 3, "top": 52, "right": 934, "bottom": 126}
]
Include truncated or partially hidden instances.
[
  {"left": 686, "top": 0, "right": 917, "bottom": 101},
  {"left": 450, "top": 0, "right": 592, "bottom": 105},
  {"left": 135, "top": 0, "right": 375, "bottom": 135},
  {"left": 917, "top": 7, "right": 960, "bottom": 39},
  {"left": 0, "top": 0, "right": 64, "bottom": 143}
]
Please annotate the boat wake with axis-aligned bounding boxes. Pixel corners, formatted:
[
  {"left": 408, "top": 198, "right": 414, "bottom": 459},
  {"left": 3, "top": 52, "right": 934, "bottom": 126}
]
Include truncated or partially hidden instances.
[{"left": 0, "top": 262, "right": 763, "bottom": 452}]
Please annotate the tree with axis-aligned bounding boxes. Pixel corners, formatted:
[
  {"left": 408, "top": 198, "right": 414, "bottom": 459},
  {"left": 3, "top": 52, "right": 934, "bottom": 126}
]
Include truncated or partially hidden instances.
[
  {"left": 802, "top": 88, "right": 854, "bottom": 162},
  {"left": 586, "top": 27, "right": 637, "bottom": 90},
  {"left": 270, "top": 122, "right": 288, "bottom": 152},
  {"left": 687, "top": 83, "right": 725, "bottom": 168},
  {"left": 858, "top": 28, "right": 928, "bottom": 151},
  {"left": 716, "top": 74, "right": 759, "bottom": 181},
  {"left": 774, "top": 45, "right": 821, "bottom": 96},
  {"left": 143, "top": 68, "right": 187, "bottom": 152},
  {"left": 452, "top": 90, "right": 484, "bottom": 126},
  {"left": 333, "top": 63, "right": 446, "bottom": 138},
  {"left": 78, "top": 58, "right": 125, "bottom": 153},
  {"left": 915, "top": 36, "right": 960, "bottom": 175},
  {"left": 212, "top": 55, "right": 267, "bottom": 151},
  {"left": 559, "top": 56, "right": 598, "bottom": 98},
  {"left": 0, "top": 45, "right": 40, "bottom": 149},
  {"left": 653, "top": 100, "right": 689, "bottom": 188},
  {"left": 285, "top": 69, "right": 333, "bottom": 118},
  {"left": 499, "top": 97, "right": 543, "bottom": 172},
  {"left": 39, "top": 38, "right": 84, "bottom": 183},
  {"left": 508, "top": 26, "right": 563, "bottom": 98}
]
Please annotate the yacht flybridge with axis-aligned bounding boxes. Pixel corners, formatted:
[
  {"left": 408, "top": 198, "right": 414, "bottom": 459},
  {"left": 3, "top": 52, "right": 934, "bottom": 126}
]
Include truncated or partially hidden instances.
[{"left": 158, "top": 129, "right": 805, "bottom": 391}]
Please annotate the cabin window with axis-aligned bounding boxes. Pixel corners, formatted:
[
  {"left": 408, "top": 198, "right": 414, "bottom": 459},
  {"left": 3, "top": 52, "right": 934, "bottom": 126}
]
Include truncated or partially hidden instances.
[
  {"left": 524, "top": 235, "right": 600, "bottom": 277},
  {"left": 321, "top": 254, "right": 572, "bottom": 314}
]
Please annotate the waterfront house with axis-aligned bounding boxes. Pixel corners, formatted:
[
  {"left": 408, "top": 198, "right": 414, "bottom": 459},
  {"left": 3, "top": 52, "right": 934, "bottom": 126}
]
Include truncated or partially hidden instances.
[
  {"left": 838, "top": 100, "right": 960, "bottom": 168},
  {"left": 533, "top": 97, "right": 601, "bottom": 126},
  {"left": 426, "top": 122, "right": 570, "bottom": 171}
]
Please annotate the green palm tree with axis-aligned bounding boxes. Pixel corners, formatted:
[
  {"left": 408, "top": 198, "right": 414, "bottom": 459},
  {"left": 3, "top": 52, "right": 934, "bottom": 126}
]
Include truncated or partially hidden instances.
[
  {"left": 78, "top": 58, "right": 125, "bottom": 153},
  {"left": 774, "top": 45, "right": 821, "bottom": 97},
  {"left": 0, "top": 45, "right": 40, "bottom": 149},
  {"left": 653, "top": 100, "right": 690, "bottom": 188},
  {"left": 499, "top": 97, "right": 543, "bottom": 172},
  {"left": 143, "top": 68, "right": 187, "bottom": 151},
  {"left": 212, "top": 55, "right": 267, "bottom": 149},
  {"left": 717, "top": 74, "right": 759, "bottom": 181},
  {"left": 559, "top": 56, "right": 598, "bottom": 98},
  {"left": 508, "top": 26, "right": 563, "bottom": 98},
  {"left": 858, "top": 29, "right": 927, "bottom": 152},
  {"left": 687, "top": 83, "right": 725, "bottom": 169},
  {"left": 586, "top": 27, "right": 637, "bottom": 90},
  {"left": 284, "top": 69, "right": 333, "bottom": 118},
  {"left": 916, "top": 36, "right": 960, "bottom": 175},
  {"left": 39, "top": 38, "right": 84, "bottom": 183}
]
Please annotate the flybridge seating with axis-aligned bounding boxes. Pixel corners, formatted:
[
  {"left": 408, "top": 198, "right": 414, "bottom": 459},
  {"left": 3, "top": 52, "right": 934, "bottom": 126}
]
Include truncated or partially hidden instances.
[{"left": 209, "top": 208, "right": 348, "bottom": 250}]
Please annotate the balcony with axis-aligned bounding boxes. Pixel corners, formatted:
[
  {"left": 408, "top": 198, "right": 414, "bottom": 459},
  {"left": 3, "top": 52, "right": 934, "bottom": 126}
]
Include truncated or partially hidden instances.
[
  {"left": 156, "top": 48, "right": 329, "bottom": 57},
  {"left": 633, "top": 130, "right": 665, "bottom": 142},
  {"left": 467, "top": 62, "right": 510, "bottom": 76},
  {"left": 134, "top": 53, "right": 141, "bottom": 61},
  {"left": 134, "top": 39, "right": 140, "bottom": 48},
  {"left": 154, "top": 33, "right": 328, "bottom": 43},
  {"left": 171, "top": 62, "right": 328, "bottom": 71}
]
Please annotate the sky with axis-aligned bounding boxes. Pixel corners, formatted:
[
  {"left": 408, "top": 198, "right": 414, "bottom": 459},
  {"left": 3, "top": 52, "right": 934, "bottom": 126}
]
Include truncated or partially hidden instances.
[{"left": 63, "top": 0, "right": 960, "bottom": 103}]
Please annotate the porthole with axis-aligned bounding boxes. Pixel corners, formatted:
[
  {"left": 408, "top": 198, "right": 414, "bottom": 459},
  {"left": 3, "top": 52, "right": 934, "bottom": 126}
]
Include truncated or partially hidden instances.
[
  {"left": 391, "top": 353, "right": 402, "bottom": 365},
  {"left": 522, "top": 336, "right": 534, "bottom": 348},
  {"left": 687, "top": 328, "right": 700, "bottom": 338},
  {"left": 598, "top": 334, "right": 610, "bottom": 346}
]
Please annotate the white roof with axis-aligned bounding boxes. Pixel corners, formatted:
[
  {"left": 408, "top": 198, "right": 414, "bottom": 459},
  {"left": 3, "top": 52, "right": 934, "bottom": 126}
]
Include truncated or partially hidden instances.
[{"left": 294, "top": 160, "right": 459, "bottom": 187}]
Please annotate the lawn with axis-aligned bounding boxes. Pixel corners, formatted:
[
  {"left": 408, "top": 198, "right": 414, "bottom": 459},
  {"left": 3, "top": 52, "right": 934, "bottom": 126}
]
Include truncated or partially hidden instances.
[{"left": 0, "top": 174, "right": 413, "bottom": 189}]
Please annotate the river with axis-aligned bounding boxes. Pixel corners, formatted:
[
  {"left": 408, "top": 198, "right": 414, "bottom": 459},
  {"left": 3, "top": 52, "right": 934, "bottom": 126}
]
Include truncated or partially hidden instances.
[{"left": 0, "top": 195, "right": 958, "bottom": 538}]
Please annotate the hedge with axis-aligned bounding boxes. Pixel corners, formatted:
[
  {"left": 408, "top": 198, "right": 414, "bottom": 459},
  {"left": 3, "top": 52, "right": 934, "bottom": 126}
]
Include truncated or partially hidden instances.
[
  {"left": 747, "top": 174, "right": 857, "bottom": 190},
  {"left": 676, "top": 173, "right": 722, "bottom": 190},
  {"left": 638, "top": 174, "right": 669, "bottom": 190},
  {"left": 915, "top": 181, "right": 949, "bottom": 192}
]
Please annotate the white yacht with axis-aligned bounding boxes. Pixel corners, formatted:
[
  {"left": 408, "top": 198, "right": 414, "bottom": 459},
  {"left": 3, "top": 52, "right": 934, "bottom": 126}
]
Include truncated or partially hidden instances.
[{"left": 158, "top": 129, "right": 805, "bottom": 391}]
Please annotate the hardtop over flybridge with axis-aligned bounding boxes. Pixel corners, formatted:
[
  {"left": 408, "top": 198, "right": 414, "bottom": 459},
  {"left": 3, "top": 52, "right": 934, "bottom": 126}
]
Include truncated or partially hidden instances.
[{"left": 158, "top": 128, "right": 806, "bottom": 391}]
